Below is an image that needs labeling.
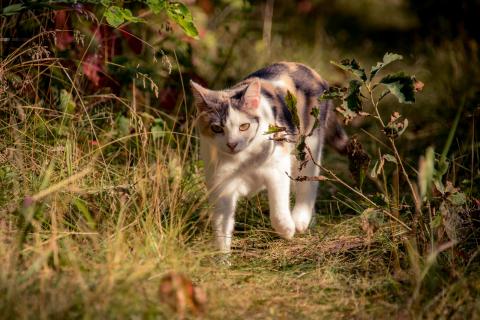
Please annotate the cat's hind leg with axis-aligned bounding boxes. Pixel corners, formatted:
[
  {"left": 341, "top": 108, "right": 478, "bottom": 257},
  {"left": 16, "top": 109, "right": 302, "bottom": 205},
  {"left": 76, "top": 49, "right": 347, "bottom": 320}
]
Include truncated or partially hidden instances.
[{"left": 292, "top": 132, "right": 324, "bottom": 233}]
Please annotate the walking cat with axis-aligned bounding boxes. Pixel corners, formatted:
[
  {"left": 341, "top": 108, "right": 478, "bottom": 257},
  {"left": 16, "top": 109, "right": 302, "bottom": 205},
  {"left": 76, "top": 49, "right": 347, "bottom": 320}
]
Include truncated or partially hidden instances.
[{"left": 190, "top": 62, "right": 348, "bottom": 252}]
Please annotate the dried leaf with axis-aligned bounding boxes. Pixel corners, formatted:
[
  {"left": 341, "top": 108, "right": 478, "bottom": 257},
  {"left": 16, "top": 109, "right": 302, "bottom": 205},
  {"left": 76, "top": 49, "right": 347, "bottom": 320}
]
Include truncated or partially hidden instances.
[
  {"left": 159, "top": 271, "right": 207, "bottom": 318},
  {"left": 293, "top": 175, "right": 329, "bottom": 182},
  {"left": 384, "top": 113, "right": 408, "bottom": 139},
  {"left": 383, "top": 154, "right": 397, "bottom": 164},
  {"left": 346, "top": 138, "right": 371, "bottom": 186}
]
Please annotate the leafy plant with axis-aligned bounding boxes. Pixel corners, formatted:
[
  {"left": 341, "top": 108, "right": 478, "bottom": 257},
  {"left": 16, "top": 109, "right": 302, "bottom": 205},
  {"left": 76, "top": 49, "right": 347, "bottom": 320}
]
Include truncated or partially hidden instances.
[{"left": 1, "top": 1, "right": 199, "bottom": 38}]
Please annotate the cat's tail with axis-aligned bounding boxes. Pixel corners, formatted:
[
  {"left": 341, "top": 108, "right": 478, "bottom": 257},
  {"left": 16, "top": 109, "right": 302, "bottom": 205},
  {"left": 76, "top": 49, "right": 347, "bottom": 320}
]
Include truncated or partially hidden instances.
[
  {"left": 325, "top": 103, "right": 349, "bottom": 155},
  {"left": 326, "top": 121, "right": 349, "bottom": 155}
]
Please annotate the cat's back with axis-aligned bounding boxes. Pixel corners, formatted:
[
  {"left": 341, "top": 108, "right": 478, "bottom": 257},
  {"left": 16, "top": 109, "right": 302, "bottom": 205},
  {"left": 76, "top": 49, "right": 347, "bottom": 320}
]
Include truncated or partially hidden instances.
[
  {"left": 242, "top": 62, "right": 330, "bottom": 134},
  {"left": 244, "top": 62, "right": 328, "bottom": 98}
]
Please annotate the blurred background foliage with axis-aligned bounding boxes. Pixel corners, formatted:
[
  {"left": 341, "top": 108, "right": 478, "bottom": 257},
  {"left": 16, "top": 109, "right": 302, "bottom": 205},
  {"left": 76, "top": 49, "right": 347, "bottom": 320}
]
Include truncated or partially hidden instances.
[{"left": 2, "top": 0, "right": 478, "bottom": 190}]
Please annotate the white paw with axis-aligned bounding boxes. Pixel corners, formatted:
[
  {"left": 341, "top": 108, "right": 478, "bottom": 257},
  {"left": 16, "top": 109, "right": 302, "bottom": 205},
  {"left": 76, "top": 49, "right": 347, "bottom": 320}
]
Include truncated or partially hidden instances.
[
  {"left": 292, "top": 208, "right": 312, "bottom": 233},
  {"left": 271, "top": 217, "right": 295, "bottom": 239}
]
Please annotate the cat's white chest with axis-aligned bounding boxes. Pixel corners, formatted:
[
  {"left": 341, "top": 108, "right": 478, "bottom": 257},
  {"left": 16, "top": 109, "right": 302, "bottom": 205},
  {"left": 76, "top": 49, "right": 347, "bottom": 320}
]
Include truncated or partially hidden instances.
[{"left": 205, "top": 142, "right": 292, "bottom": 198}]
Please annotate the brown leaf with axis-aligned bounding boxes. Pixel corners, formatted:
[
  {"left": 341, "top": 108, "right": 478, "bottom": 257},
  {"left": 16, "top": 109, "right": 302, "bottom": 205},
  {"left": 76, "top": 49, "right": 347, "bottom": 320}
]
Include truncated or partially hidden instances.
[
  {"left": 159, "top": 271, "right": 207, "bottom": 319},
  {"left": 346, "top": 137, "right": 370, "bottom": 183}
]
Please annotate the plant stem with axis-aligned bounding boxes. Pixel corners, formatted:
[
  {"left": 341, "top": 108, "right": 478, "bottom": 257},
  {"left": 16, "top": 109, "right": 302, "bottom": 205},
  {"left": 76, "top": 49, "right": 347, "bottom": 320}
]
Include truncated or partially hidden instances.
[{"left": 366, "top": 84, "right": 385, "bottom": 127}]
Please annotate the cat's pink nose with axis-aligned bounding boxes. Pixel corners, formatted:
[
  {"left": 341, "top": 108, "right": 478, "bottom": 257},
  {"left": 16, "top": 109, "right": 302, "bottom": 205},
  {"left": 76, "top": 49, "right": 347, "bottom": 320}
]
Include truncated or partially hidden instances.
[{"left": 226, "top": 142, "right": 238, "bottom": 151}]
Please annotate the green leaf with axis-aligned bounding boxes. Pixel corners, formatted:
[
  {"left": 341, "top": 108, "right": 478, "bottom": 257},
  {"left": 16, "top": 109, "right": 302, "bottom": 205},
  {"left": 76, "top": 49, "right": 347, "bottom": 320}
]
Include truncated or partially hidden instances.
[
  {"left": 342, "top": 80, "right": 363, "bottom": 112},
  {"left": 310, "top": 107, "right": 319, "bottom": 118},
  {"left": 309, "top": 107, "right": 320, "bottom": 132},
  {"left": 331, "top": 59, "right": 367, "bottom": 82},
  {"left": 105, "top": 6, "right": 125, "bottom": 27},
  {"left": 116, "top": 115, "right": 130, "bottom": 137},
  {"left": 379, "top": 72, "right": 416, "bottom": 104},
  {"left": 105, "top": 6, "right": 143, "bottom": 27},
  {"left": 147, "top": 0, "right": 167, "bottom": 13},
  {"left": 59, "top": 89, "right": 76, "bottom": 114},
  {"left": 100, "top": 0, "right": 112, "bottom": 7},
  {"left": 166, "top": 2, "right": 199, "bottom": 38},
  {"left": 151, "top": 125, "right": 165, "bottom": 140},
  {"left": 2, "top": 4, "right": 25, "bottom": 16},
  {"left": 121, "top": 8, "right": 143, "bottom": 23},
  {"left": 285, "top": 91, "right": 300, "bottom": 129},
  {"left": 264, "top": 124, "right": 286, "bottom": 135},
  {"left": 370, "top": 52, "right": 403, "bottom": 81},
  {"left": 447, "top": 191, "right": 466, "bottom": 206}
]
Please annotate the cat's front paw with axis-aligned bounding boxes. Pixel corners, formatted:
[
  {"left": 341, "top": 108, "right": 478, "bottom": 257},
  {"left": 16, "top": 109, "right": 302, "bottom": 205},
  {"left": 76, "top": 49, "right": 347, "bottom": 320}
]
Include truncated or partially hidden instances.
[
  {"left": 214, "top": 253, "right": 232, "bottom": 267},
  {"left": 271, "top": 218, "right": 295, "bottom": 239},
  {"left": 292, "top": 208, "right": 312, "bottom": 233}
]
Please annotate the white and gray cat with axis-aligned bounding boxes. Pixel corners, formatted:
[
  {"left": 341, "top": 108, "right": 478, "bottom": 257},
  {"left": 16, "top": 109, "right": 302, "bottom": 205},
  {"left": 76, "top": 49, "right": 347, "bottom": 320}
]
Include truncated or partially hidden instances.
[{"left": 190, "top": 62, "right": 348, "bottom": 252}]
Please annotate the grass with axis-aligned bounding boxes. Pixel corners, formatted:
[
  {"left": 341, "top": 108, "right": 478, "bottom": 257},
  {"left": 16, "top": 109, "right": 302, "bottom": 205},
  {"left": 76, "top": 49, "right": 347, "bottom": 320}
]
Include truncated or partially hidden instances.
[
  {"left": 1, "top": 100, "right": 479, "bottom": 318},
  {"left": 1, "top": 6, "right": 480, "bottom": 319}
]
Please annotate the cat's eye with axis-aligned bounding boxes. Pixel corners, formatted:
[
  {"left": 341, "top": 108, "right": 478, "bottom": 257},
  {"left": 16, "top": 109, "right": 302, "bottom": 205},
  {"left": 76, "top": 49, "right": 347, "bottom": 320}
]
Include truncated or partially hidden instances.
[
  {"left": 210, "top": 124, "right": 224, "bottom": 134},
  {"left": 239, "top": 123, "right": 250, "bottom": 131}
]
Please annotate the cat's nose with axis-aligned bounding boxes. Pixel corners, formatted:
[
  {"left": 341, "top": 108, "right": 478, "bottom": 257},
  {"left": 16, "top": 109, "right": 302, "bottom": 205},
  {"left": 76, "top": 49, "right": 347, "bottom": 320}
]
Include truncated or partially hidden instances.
[{"left": 226, "top": 142, "right": 238, "bottom": 151}]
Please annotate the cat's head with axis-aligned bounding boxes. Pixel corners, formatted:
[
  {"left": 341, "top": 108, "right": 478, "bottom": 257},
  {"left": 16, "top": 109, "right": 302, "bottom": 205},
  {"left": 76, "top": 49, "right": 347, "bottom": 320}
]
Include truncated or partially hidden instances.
[{"left": 190, "top": 79, "right": 262, "bottom": 154}]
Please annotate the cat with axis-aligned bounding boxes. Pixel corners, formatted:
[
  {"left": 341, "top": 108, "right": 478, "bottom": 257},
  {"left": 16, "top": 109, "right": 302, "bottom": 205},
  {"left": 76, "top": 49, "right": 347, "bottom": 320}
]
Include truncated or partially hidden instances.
[{"left": 190, "top": 62, "right": 348, "bottom": 253}]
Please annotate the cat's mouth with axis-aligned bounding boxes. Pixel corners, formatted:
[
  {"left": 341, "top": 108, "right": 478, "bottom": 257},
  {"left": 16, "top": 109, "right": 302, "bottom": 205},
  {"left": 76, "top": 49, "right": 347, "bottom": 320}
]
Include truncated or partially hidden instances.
[{"left": 227, "top": 149, "right": 241, "bottom": 154}]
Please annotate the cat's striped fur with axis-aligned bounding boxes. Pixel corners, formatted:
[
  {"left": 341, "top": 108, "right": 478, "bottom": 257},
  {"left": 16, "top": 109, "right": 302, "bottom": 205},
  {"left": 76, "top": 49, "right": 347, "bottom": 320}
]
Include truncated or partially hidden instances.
[{"left": 191, "top": 62, "right": 348, "bottom": 252}]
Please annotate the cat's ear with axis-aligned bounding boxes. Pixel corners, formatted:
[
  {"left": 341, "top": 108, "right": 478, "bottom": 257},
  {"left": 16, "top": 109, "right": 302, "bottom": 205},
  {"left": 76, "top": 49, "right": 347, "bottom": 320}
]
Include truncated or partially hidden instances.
[
  {"left": 243, "top": 79, "right": 261, "bottom": 109},
  {"left": 190, "top": 80, "right": 213, "bottom": 112}
]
